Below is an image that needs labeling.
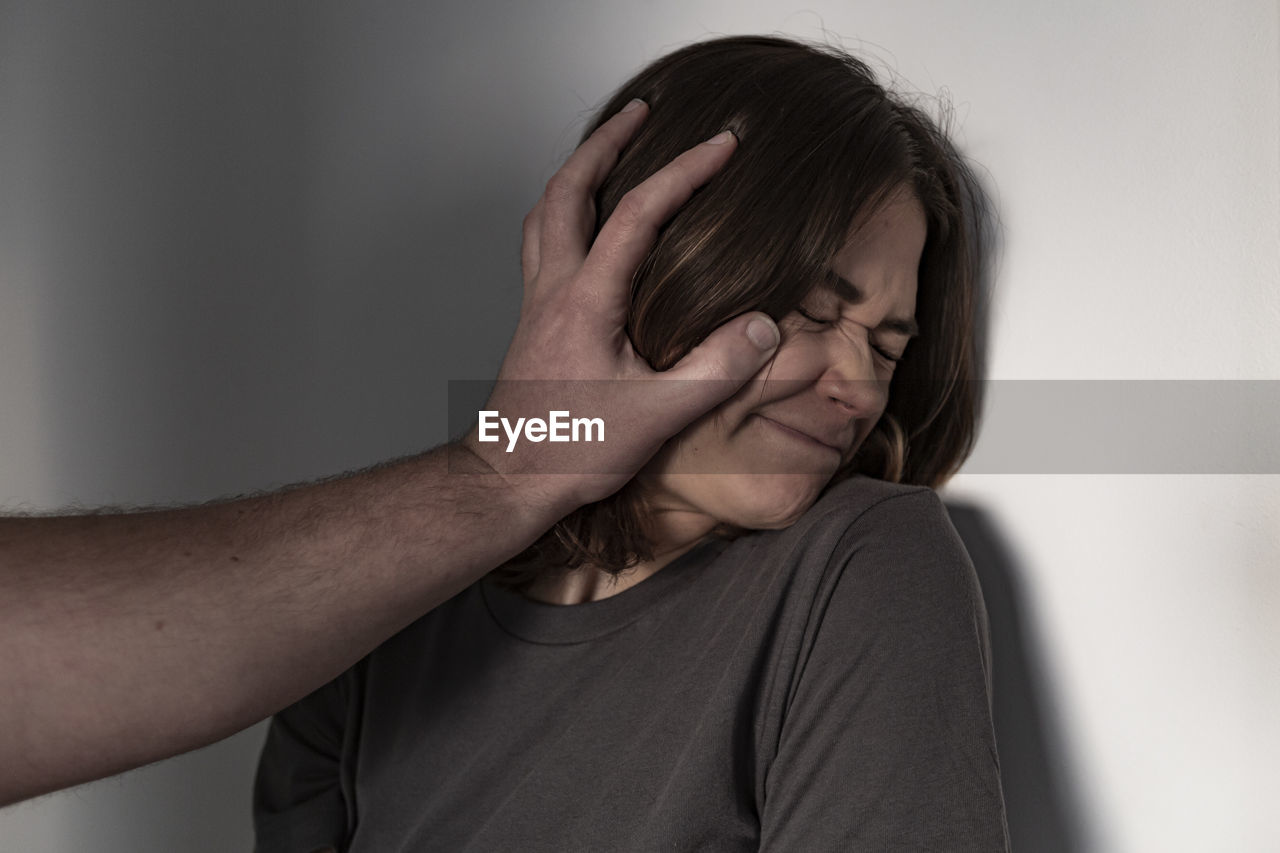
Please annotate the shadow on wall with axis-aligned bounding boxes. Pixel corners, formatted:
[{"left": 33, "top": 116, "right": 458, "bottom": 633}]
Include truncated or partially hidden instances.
[
  {"left": 945, "top": 501, "right": 1090, "bottom": 853},
  {"left": 937, "top": 119, "right": 1091, "bottom": 852}
]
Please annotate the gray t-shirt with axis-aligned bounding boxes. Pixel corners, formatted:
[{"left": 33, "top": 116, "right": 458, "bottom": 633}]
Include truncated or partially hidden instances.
[{"left": 253, "top": 475, "right": 1011, "bottom": 852}]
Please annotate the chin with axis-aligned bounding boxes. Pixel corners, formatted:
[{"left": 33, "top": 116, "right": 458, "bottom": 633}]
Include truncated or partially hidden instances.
[{"left": 709, "top": 473, "right": 830, "bottom": 530}]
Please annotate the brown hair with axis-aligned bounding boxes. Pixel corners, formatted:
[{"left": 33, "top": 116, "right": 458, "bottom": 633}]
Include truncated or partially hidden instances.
[{"left": 490, "top": 35, "right": 992, "bottom": 590}]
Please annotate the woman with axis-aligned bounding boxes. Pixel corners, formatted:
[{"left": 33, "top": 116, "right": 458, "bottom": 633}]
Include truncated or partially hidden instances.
[{"left": 253, "top": 34, "right": 1008, "bottom": 851}]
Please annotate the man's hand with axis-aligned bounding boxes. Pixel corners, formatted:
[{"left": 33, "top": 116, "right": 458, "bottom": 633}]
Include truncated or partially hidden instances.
[{"left": 463, "top": 100, "right": 779, "bottom": 515}]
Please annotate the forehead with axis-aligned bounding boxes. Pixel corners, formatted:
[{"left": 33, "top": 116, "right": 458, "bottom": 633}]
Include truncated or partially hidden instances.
[
  {"left": 833, "top": 188, "right": 928, "bottom": 270},
  {"left": 821, "top": 190, "right": 926, "bottom": 325}
]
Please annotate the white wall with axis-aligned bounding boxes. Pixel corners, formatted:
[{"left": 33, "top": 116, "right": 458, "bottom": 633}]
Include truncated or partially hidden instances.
[{"left": 1, "top": 1, "right": 1276, "bottom": 851}]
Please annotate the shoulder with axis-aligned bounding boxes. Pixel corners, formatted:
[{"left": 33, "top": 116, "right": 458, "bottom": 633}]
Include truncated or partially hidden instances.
[
  {"left": 759, "top": 475, "right": 969, "bottom": 585},
  {"left": 745, "top": 475, "right": 985, "bottom": 644},
  {"left": 802, "top": 473, "right": 949, "bottom": 535},
  {"left": 750, "top": 479, "right": 1008, "bottom": 851}
]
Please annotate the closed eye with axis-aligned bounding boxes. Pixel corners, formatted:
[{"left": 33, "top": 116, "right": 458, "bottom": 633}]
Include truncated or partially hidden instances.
[
  {"left": 795, "top": 307, "right": 902, "bottom": 364},
  {"left": 795, "top": 306, "right": 835, "bottom": 326}
]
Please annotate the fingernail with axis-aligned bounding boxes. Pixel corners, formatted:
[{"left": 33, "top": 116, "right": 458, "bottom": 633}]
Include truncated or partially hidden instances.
[
  {"left": 746, "top": 316, "right": 779, "bottom": 350},
  {"left": 705, "top": 130, "right": 736, "bottom": 145},
  {"left": 621, "top": 98, "right": 646, "bottom": 113}
]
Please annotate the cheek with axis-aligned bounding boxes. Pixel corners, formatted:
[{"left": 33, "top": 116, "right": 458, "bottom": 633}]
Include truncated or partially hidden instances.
[
  {"left": 756, "top": 331, "right": 827, "bottom": 381},
  {"left": 700, "top": 339, "right": 829, "bottom": 433},
  {"left": 641, "top": 400, "right": 746, "bottom": 481}
]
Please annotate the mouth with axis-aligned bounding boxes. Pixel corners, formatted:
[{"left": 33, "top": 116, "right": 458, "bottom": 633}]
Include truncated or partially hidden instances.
[{"left": 755, "top": 415, "right": 843, "bottom": 454}]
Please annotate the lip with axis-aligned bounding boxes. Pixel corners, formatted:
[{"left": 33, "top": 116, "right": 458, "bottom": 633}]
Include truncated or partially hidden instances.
[{"left": 756, "top": 415, "right": 843, "bottom": 454}]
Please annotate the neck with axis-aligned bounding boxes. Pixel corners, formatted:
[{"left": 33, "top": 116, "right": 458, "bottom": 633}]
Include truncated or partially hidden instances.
[{"left": 520, "top": 505, "right": 717, "bottom": 605}]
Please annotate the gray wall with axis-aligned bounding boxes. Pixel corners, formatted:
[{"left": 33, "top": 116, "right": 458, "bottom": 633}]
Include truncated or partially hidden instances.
[{"left": 1, "top": 4, "right": 535, "bottom": 849}]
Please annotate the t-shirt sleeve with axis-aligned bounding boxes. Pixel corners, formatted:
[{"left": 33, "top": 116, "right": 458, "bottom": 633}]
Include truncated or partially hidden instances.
[
  {"left": 758, "top": 488, "right": 1011, "bottom": 852},
  {"left": 252, "top": 666, "right": 358, "bottom": 853}
]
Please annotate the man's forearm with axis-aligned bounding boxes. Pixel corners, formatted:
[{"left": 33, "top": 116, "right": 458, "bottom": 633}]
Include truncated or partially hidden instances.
[{"left": 0, "top": 443, "right": 555, "bottom": 805}]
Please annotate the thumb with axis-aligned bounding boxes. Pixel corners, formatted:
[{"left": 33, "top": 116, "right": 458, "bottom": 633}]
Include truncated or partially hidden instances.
[
  {"left": 653, "top": 311, "right": 778, "bottom": 420},
  {"left": 665, "top": 311, "right": 779, "bottom": 382}
]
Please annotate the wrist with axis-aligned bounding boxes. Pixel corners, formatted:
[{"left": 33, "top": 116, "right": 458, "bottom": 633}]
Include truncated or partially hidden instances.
[{"left": 451, "top": 432, "right": 579, "bottom": 531}]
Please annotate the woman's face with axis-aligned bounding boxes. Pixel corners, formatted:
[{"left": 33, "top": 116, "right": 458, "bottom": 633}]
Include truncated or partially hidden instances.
[{"left": 638, "top": 188, "right": 927, "bottom": 532}]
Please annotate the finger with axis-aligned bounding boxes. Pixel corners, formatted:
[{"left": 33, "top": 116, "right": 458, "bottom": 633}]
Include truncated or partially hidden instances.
[
  {"left": 577, "top": 130, "right": 737, "bottom": 296},
  {"left": 521, "top": 197, "right": 543, "bottom": 290},
  {"left": 538, "top": 99, "right": 650, "bottom": 278},
  {"left": 653, "top": 311, "right": 780, "bottom": 421}
]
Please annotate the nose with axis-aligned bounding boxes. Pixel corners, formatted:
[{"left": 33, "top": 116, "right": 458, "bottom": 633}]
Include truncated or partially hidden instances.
[{"left": 813, "top": 329, "right": 889, "bottom": 420}]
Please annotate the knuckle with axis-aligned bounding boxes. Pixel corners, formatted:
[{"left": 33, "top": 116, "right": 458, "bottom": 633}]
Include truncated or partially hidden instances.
[
  {"left": 611, "top": 191, "right": 649, "bottom": 228},
  {"left": 674, "top": 170, "right": 697, "bottom": 200},
  {"left": 696, "top": 354, "right": 731, "bottom": 383},
  {"left": 658, "top": 163, "right": 696, "bottom": 203},
  {"left": 543, "top": 171, "right": 578, "bottom": 202}
]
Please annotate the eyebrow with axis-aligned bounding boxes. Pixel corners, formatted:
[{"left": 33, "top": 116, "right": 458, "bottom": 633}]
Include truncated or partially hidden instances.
[{"left": 824, "top": 273, "right": 920, "bottom": 338}]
